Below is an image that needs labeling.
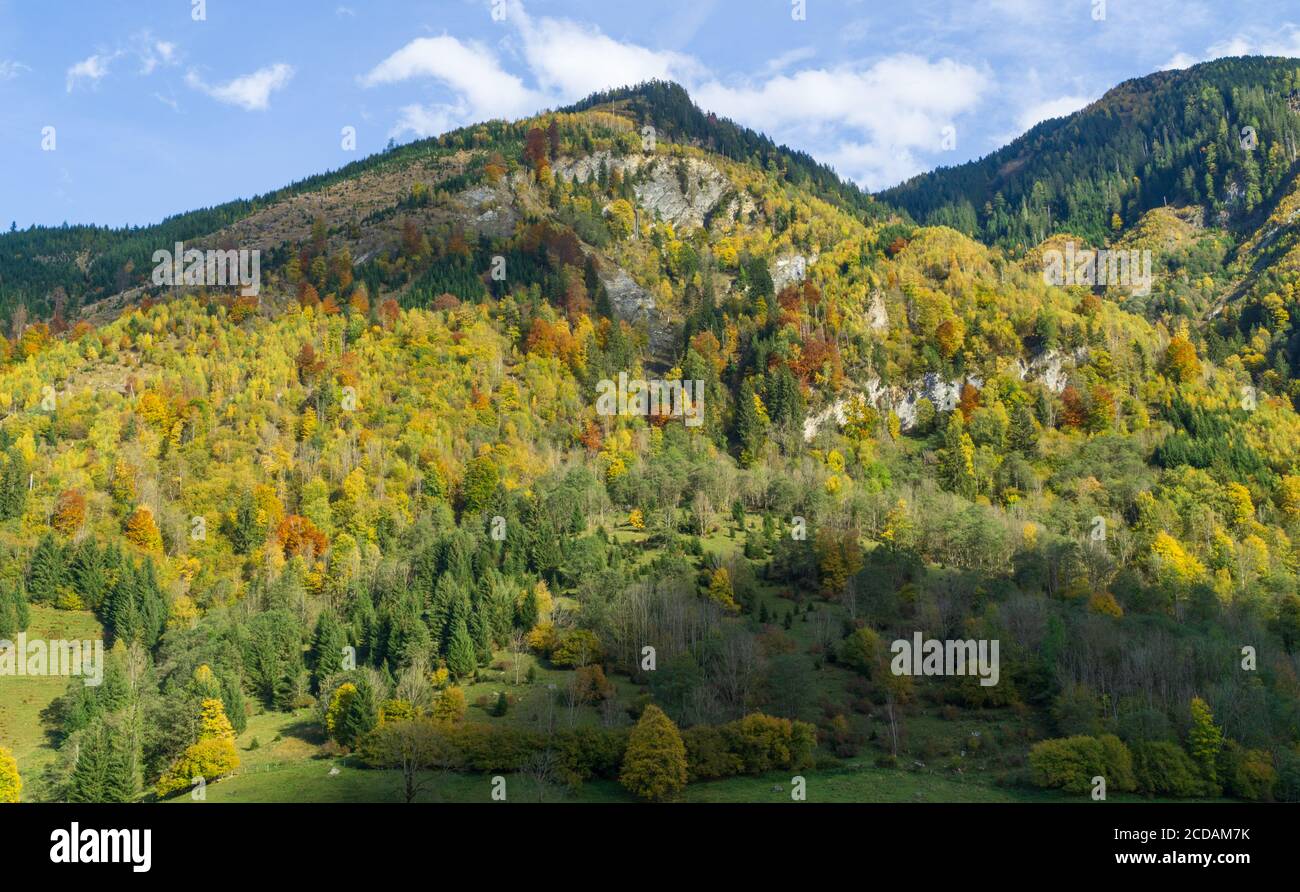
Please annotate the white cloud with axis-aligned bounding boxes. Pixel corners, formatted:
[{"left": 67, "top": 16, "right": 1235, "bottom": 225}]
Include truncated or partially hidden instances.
[
  {"left": 66, "top": 52, "right": 120, "bottom": 92},
  {"left": 361, "top": 35, "right": 542, "bottom": 115},
  {"left": 187, "top": 62, "right": 294, "bottom": 111},
  {"left": 1162, "top": 52, "right": 1200, "bottom": 71},
  {"left": 361, "top": 2, "right": 990, "bottom": 189},
  {"left": 0, "top": 59, "right": 29, "bottom": 80},
  {"left": 694, "top": 55, "right": 989, "bottom": 189},
  {"left": 1014, "top": 94, "right": 1091, "bottom": 132},
  {"left": 360, "top": 34, "right": 546, "bottom": 137},
  {"left": 761, "top": 47, "right": 818, "bottom": 76},
  {"left": 138, "top": 37, "right": 178, "bottom": 75},
  {"left": 512, "top": 6, "right": 705, "bottom": 98},
  {"left": 64, "top": 33, "right": 178, "bottom": 91},
  {"left": 1163, "top": 25, "right": 1300, "bottom": 70},
  {"left": 391, "top": 103, "right": 464, "bottom": 138}
]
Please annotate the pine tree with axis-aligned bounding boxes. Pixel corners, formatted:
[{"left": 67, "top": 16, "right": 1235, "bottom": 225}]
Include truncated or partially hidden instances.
[
  {"left": 446, "top": 616, "right": 477, "bottom": 679},
  {"left": 27, "top": 534, "right": 65, "bottom": 604},
  {"left": 105, "top": 572, "right": 139, "bottom": 646},
  {"left": 310, "top": 611, "right": 347, "bottom": 693},
  {"left": 1009, "top": 402, "right": 1039, "bottom": 456},
  {"left": 938, "top": 412, "right": 977, "bottom": 499},
  {"left": 0, "top": 451, "right": 27, "bottom": 521},
  {"left": 71, "top": 542, "right": 108, "bottom": 610},
  {"left": 230, "top": 493, "right": 262, "bottom": 554},
  {"left": 337, "top": 683, "right": 376, "bottom": 749},
  {"left": 102, "top": 729, "right": 139, "bottom": 803},
  {"left": 734, "top": 379, "right": 766, "bottom": 466},
  {"left": 67, "top": 726, "right": 109, "bottom": 803},
  {"left": 0, "top": 592, "right": 12, "bottom": 638}
]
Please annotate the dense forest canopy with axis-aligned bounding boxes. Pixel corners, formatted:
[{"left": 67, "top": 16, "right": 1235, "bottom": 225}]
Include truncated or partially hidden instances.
[{"left": 1, "top": 64, "right": 1300, "bottom": 806}]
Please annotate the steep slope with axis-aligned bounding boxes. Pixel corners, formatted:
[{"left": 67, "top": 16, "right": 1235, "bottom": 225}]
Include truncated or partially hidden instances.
[
  {"left": 2, "top": 78, "right": 1300, "bottom": 804},
  {"left": 881, "top": 57, "right": 1300, "bottom": 250}
]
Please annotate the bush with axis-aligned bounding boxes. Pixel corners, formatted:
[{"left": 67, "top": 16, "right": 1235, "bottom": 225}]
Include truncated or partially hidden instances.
[
  {"left": 555, "top": 726, "right": 628, "bottom": 783},
  {"left": 156, "top": 738, "right": 240, "bottom": 797},
  {"left": 449, "top": 723, "right": 543, "bottom": 772},
  {"left": 1130, "top": 740, "right": 1205, "bottom": 797},
  {"left": 1028, "top": 734, "right": 1135, "bottom": 794},
  {"left": 723, "top": 713, "right": 817, "bottom": 775},
  {"left": 1218, "top": 741, "right": 1276, "bottom": 801},
  {"left": 550, "top": 629, "right": 604, "bottom": 667},
  {"left": 683, "top": 725, "right": 743, "bottom": 781}
]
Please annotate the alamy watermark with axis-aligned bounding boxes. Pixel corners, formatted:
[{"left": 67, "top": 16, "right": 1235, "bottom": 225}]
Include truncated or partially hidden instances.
[
  {"left": 890, "top": 633, "right": 999, "bottom": 687},
  {"left": 595, "top": 371, "right": 704, "bottom": 428},
  {"left": 0, "top": 634, "right": 103, "bottom": 686},
  {"left": 1042, "top": 241, "right": 1152, "bottom": 297},
  {"left": 152, "top": 242, "right": 261, "bottom": 297}
]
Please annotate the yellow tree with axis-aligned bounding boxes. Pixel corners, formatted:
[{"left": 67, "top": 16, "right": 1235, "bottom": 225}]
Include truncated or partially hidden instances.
[
  {"left": 156, "top": 698, "right": 240, "bottom": 797},
  {"left": 0, "top": 745, "right": 20, "bottom": 802},
  {"left": 620, "top": 705, "right": 687, "bottom": 800}
]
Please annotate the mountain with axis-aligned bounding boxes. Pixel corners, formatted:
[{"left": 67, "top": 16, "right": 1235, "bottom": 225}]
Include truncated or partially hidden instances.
[
  {"left": 2, "top": 69, "right": 1300, "bottom": 805},
  {"left": 881, "top": 57, "right": 1300, "bottom": 250}
]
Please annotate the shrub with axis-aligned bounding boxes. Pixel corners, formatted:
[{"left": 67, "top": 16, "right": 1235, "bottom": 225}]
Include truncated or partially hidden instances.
[
  {"left": 450, "top": 723, "right": 543, "bottom": 772},
  {"left": 555, "top": 726, "right": 628, "bottom": 783},
  {"left": 1131, "top": 740, "right": 1205, "bottom": 797},
  {"left": 550, "top": 629, "right": 604, "bottom": 667},
  {"left": 1218, "top": 741, "right": 1276, "bottom": 801},
  {"left": 723, "top": 713, "right": 817, "bottom": 775},
  {"left": 683, "top": 725, "right": 743, "bottom": 781},
  {"left": 1028, "top": 734, "right": 1135, "bottom": 794}
]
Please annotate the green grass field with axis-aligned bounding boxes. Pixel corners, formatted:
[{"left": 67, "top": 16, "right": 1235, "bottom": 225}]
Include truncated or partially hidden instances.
[{"left": 0, "top": 606, "right": 104, "bottom": 779}]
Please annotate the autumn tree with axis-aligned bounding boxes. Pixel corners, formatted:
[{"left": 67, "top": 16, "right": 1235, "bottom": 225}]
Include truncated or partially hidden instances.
[
  {"left": 124, "top": 506, "right": 163, "bottom": 552},
  {"left": 1164, "top": 334, "right": 1201, "bottom": 383},
  {"left": 52, "top": 489, "right": 86, "bottom": 536},
  {"left": 156, "top": 699, "right": 240, "bottom": 797},
  {"left": 0, "top": 745, "right": 19, "bottom": 802},
  {"left": 620, "top": 704, "right": 688, "bottom": 800},
  {"left": 1188, "top": 696, "right": 1224, "bottom": 790}
]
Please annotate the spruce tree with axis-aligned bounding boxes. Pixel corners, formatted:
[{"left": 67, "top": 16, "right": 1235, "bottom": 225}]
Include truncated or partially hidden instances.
[
  {"left": 446, "top": 616, "right": 477, "bottom": 679},
  {"left": 27, "top": 534, "right": 64, "bottom": 604},
  {"left": 1009, "top": 402, "right": 1040, "bottom": 456},
  {"left": 734, "top": 379, "right": 766, "bottom": 467},
  {"left": 102, "top": 729, "right": 139, "bottom": 804},
  {"left": 67, "top": 726, "right": 109, "bottom": 803},
  {"left": 310, "top": 611, "right": 347, "bottom": 692}
]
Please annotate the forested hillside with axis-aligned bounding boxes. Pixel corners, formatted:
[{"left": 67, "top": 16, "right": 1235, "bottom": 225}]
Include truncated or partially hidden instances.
[
  {"left": 882, "top": 57, "right": 1300, "bottom": 250},
  {"left": 1, "top": 65, "right": 1299, "bottom": 806}
]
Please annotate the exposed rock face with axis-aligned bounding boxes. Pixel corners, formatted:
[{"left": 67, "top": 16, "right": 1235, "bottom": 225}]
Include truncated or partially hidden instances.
[
  {"left": 454, "top": 183, "right": 517, "bottom": 238},
  {"left": 555, "top": 151, "right": 750, "bottom": 231},
  {"left": 599, "top": 266, "right": 655, "bottom": 322},
  {"left": 865, "top": 291, "right": 889, "bottom": 332},
  {"left": 771, "top": 252, "right": 818, "bottom": 292},
  {"left": 596, "top": 265, "right": 678, "bottom": 367},
  {"left": 1011, "top": 348, "right": 1086, "bottom": 394},
  {"left": 802, "top": 348, "right": 1087, "bottom": 440}
]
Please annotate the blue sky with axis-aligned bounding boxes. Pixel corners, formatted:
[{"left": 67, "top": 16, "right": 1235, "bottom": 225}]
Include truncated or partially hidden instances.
[{"left": 1, "top": 0, "right": 1298, "bottom": 228}]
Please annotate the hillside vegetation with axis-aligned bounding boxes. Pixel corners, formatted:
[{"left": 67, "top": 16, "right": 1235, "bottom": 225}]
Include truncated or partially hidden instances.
[{"left": 1, "top": 66, "right": 1299, "bottom": 804}]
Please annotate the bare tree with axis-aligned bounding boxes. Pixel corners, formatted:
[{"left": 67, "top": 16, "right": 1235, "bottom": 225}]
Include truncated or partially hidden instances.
[
  {"left": 367, "top": 719, "right": 459, "bottom": 804},
  {"left": 522, "top": 748, "right": 563, "bottom": 803},
  {"left": 509, "top": 629, "right": 528, "bottom": 686}
]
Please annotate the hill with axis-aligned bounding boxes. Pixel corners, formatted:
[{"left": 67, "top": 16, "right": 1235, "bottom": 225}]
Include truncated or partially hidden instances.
[{"left": 0, "top": 73, "right": 1299, "bottom": 805}]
